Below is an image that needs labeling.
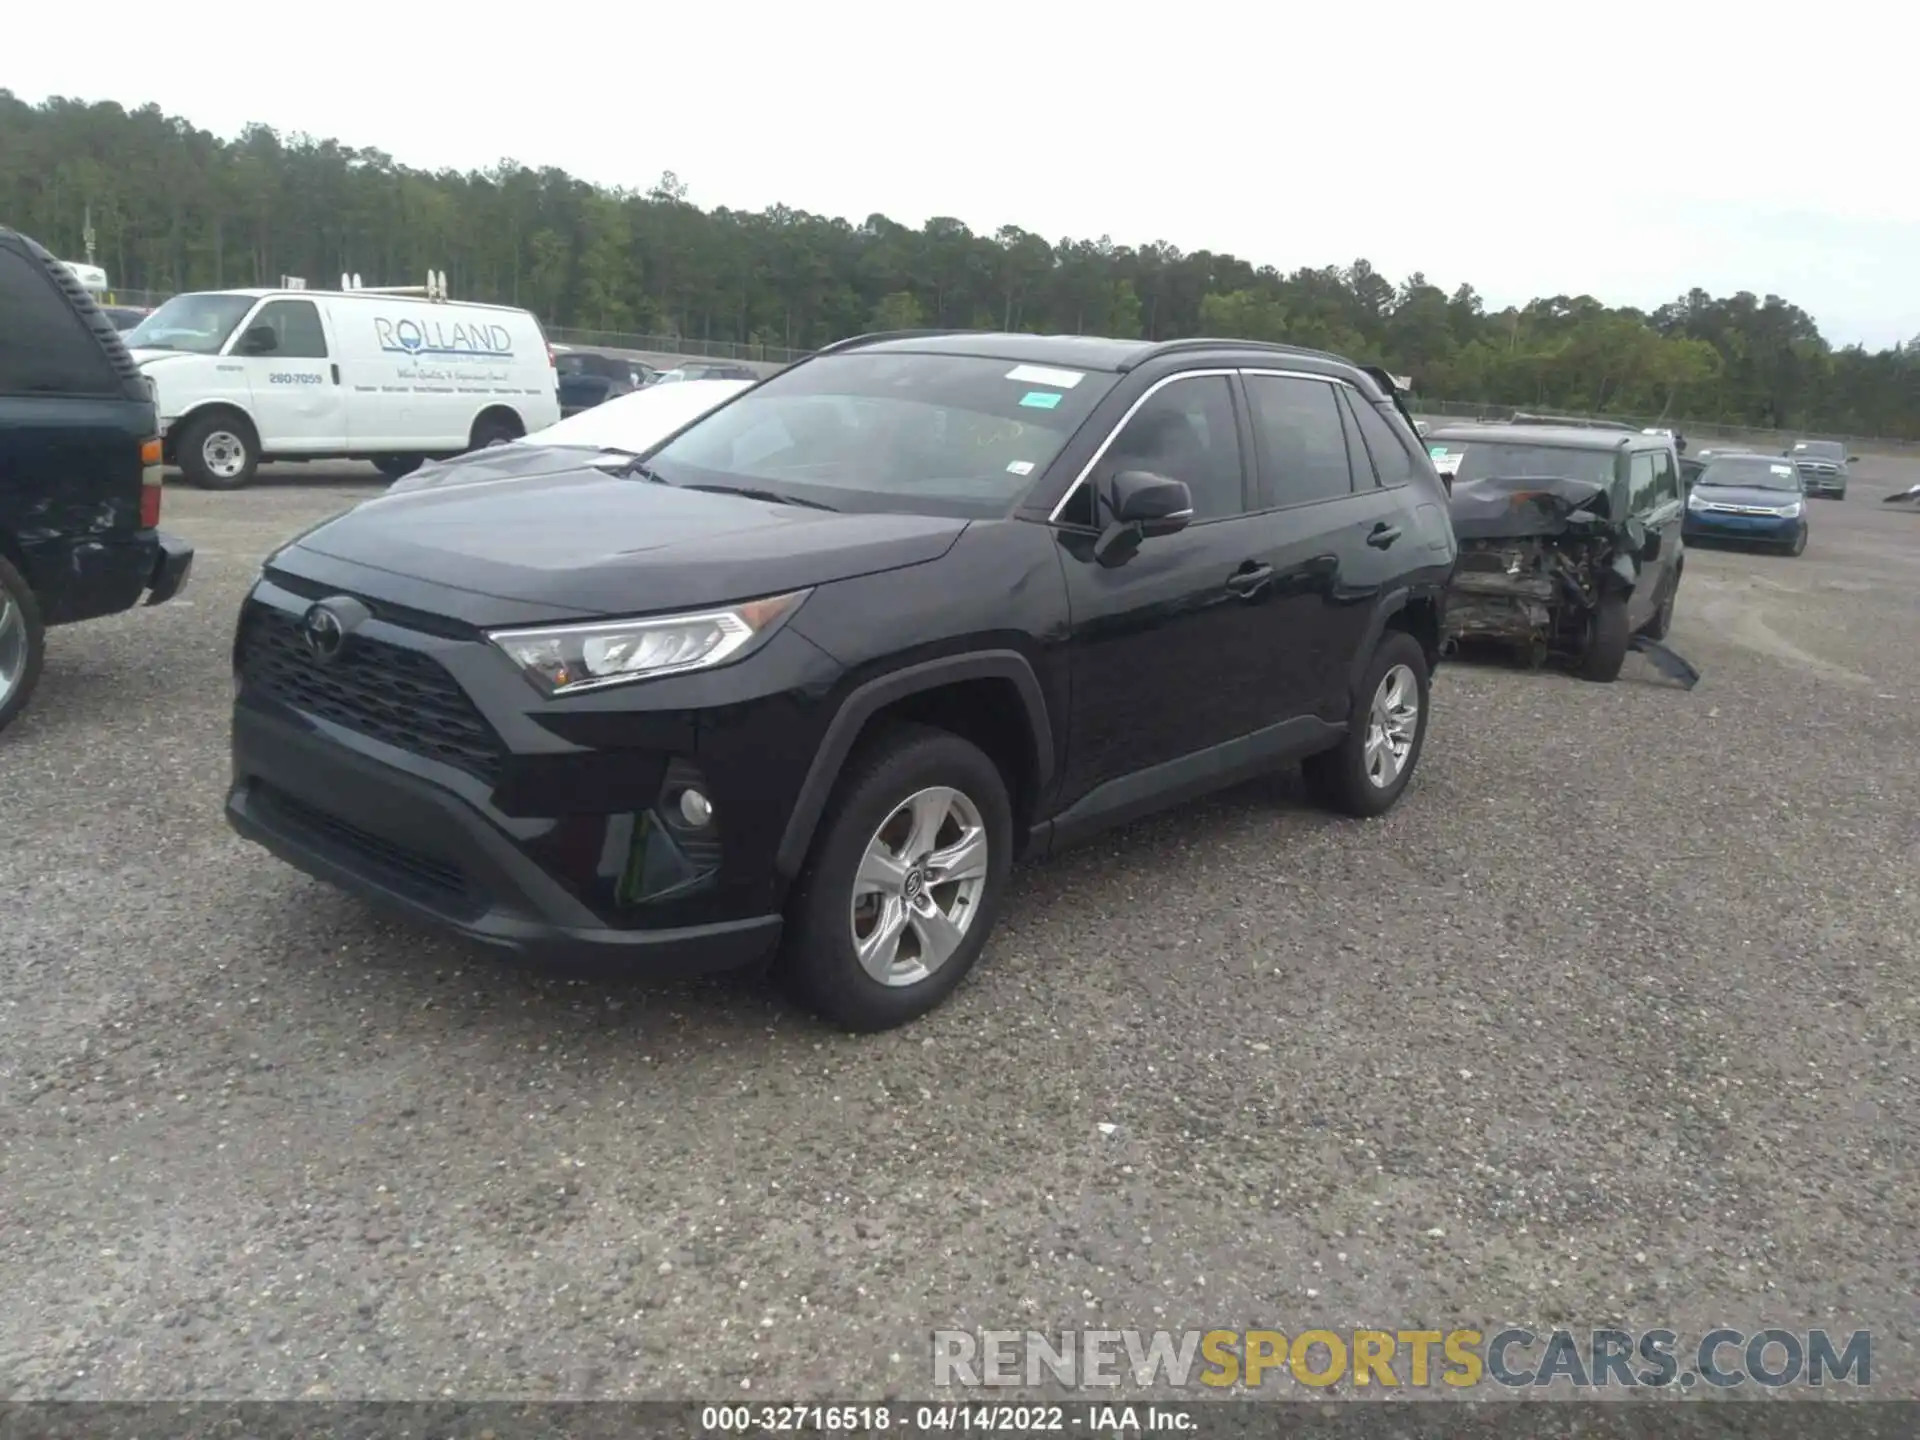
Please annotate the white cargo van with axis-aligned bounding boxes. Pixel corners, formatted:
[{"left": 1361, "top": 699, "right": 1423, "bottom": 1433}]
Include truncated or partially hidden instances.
[{"left": 124, "top": 287, "right": 561, "bottom": 489}]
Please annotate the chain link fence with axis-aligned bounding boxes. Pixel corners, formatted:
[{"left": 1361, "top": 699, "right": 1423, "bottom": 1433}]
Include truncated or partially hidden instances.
[
  {"left": 1408, "top": 398, "right": 1918, "bottom": 457},
  {"left": 88, "top": 286, "right": 1919, "bottom": 453}
]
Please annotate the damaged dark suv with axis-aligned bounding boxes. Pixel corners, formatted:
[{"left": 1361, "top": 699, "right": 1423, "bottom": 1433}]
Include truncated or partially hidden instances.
[{"left": 1426, "top": 423, "right": 1684, "bottom": 682}]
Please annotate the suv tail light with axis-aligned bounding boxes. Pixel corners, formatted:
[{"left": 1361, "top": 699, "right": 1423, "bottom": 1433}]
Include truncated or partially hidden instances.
[{"left": 140, "top": 437, "right": 164, "bottom": 528}]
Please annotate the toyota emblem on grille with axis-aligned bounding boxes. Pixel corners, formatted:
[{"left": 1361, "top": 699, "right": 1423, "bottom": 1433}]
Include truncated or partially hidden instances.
[{"left": 300, "top": 602, "right": 349, "bottom": 661}]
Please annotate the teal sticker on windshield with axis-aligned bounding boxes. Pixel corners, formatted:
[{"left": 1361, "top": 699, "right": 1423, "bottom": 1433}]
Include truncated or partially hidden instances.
[
  {"left": 1019, "top": 390, "right": 1063, "bottom": 410},
  {"left": 1428, "top": 444, "right": 1451, "bottom": 457}
]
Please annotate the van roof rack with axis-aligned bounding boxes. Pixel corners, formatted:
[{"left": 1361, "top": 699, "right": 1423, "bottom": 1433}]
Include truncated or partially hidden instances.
[{"left": 339, "top": 269, "right": 451, "bottom": 301}]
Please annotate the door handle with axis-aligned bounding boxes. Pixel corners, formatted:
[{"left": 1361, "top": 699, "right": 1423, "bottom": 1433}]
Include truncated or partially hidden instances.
[
  {"left": 330, "top": 363, "right": 341, "bottom": 384},
  {"left": 1366, "top": 523, "right": 1402, "bottom": 549},
  {"left": 1225, "top": 562, "right": 1274, "bottom": 598}
]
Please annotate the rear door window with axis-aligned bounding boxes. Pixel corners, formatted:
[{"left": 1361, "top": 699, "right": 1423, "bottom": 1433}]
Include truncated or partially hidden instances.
[
  {"left": 0, "top": 247, "right": 120, "bottom": 397},
  {"left": 1241, "top": 373, "right": 1354, "bottom": 506},
  {"left": 1346, "top": 394, "right": 1420, "bottom": 488}
]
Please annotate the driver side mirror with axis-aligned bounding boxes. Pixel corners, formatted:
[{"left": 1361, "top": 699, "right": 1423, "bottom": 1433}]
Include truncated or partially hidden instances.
[
  {"left": 1092, "top": 470, "right": 1193, "bottom": 563},
  {"left": 237, "top": 324, "right": 278, "bottom": 355}
]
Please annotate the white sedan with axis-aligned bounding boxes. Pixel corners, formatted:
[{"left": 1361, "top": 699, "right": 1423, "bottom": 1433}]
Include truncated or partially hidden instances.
[{"left": 387, "top": 378, "right": 753, "bottom": 493}]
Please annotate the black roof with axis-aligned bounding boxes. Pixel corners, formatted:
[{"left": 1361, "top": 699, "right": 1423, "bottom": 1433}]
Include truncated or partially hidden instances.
[
  {"left": 1427, "top": 421, "right": 1644, "bottom": 452},
  {"left": 815, "top": 329, "right": 1388, "bottom": 390}
]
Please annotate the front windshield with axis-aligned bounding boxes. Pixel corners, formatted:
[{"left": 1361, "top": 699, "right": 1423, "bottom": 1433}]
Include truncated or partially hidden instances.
[
  {"left": 1430, "top": 440, "right": 1619, "bottom": 487},
  {"left": 1791, "top": 440, "right": 1844, "bottom": 460},
  {"left": 123, "top": 292, "right": 256, "bottom": 354},
  {"left": 646, "top": 352, "right": 1118, "bottom": 518},
  {"left": 1699, "top": 457, "right": 1801, "bottom": 491}
]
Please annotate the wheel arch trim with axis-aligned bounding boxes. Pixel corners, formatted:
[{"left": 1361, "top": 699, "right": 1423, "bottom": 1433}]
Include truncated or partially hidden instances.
[{"left": 774, "top": 650, "right": 1054, "bottom": 881}]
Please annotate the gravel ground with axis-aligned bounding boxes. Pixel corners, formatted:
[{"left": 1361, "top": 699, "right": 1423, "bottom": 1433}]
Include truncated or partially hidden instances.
[{"left": 2, "top": 457, "right": 1917, "bottom": 1402}]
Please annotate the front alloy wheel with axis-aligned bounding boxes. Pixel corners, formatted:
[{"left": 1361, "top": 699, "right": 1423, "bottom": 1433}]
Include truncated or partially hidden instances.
[
  {"left": 782, "top": 723, "right": 1013, "bottom": 1032},
  {"left": 850, "top": 786, "right": 990, "bottom": 987}
]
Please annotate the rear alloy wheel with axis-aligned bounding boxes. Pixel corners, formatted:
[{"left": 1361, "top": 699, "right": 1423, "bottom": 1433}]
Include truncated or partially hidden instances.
[
  {"left": 1576, "top": 594, "right": 1632, "bottom": 683},
  {"left": 781, "top": 723, "right": 1012, "bottom": 1032},
  {"left": 0, "top": 555, "right": 47, "bottom": 737},
  {"left": 1303, "top": 629, "right": 1431, "bottom": 818}
]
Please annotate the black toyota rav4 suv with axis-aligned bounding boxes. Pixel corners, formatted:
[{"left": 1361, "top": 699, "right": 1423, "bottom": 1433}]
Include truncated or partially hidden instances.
[{"left": 227, "top": 332, "right": 1457, "bottom": 1030}]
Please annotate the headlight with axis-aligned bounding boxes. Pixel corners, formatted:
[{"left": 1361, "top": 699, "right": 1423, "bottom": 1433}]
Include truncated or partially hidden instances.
[
  {"left": 1687, "top": 489, "right": 1708, "bottom": 509},
  {"left": 487, "top": 590, "right": 810, "bottom": 696},
  {"left": 1778, "top": 500, "right": 1803, "bottom": 518}
]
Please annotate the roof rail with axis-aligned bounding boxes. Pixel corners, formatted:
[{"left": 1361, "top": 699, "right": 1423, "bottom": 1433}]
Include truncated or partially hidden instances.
[{"left": 812, "top": 328, "right": 968, "bottom": 356}]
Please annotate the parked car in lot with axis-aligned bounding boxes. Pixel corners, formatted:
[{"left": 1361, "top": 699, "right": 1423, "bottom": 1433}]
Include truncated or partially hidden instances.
[
  {"left": 225, "top": 330, "right": 1455, "bottom": 1030},
  {"left": 124, "top": 286, "right": 560, "bottom": 489},
  {"left": 0, "top": 226, "right": 194, "bottom": 735},
  {"left": 555, "top": 348, "right": 651, "bottom": 416},
  {"left": 1783, "top": 438, "right": 1854, "bottom": 499},
  {"left": 1427, "top": 423, "right": 1684, "bottom": 680},
  {"left": 656, "top": 361, "right": 763, "bottom": 384},
  {"left": 1684, "top": 452, "right": 1810, "bottom": 555},
  {"left": 381, "top": 377, "right": 753, "bottom": 493}
]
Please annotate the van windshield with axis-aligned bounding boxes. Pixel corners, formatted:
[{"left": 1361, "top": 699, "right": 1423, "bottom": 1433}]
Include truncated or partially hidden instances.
[{"left": 124, "top": 293, "right": 257, "bottom": 354}]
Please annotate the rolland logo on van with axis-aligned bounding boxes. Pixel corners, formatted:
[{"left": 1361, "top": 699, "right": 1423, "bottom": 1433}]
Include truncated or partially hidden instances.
[{"left": 373, "top": 315, "right": 515, "bottom": 360}]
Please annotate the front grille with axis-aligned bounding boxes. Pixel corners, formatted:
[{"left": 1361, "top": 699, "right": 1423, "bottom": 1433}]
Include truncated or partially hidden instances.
[
  {"left": 260, "top": 784, "right": 474, "bottom": 908},
  {"left": 237, "top": 602, "right": 505, "bottom": 784}
]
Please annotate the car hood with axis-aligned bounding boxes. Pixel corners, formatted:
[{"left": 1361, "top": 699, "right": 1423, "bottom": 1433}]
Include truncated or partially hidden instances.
[
  {"left": 287, "top": 467, "right": 969, "bottom": 616},
  {"left": 386, "top": 443, "right": 630, "bottom": 493},
  {"left": 1448, "top": 474, "right": 1614, "bottom": 540},
  {"left": 1690, "top": 484, "right": 1802, "bottom": 509}
]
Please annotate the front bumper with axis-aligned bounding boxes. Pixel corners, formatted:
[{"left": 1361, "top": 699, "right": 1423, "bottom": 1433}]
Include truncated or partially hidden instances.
[
  {"left": 227, "top": 704, "right": 783, "bottom": 976},
  {"left": 1684, "top": 510, "right": 1803, "bottom": 543},
  {"left": 1799, "top": 475, "right": 1845, "bottom": 497}
]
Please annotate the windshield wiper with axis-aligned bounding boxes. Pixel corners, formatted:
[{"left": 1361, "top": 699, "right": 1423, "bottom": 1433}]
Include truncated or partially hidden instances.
[{"left": 681, "top": 482, "right": 837, "bottom": 511}]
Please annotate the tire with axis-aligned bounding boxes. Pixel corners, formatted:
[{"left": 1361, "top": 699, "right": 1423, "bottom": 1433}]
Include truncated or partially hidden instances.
[
  {"left": 0, "top": 555, "right": 47, "bottom": 738},
  {"left": 467, "top": 413, "right": 521, "bottom": 451},
  {"left": 1784, "top": 525, "right": 1808, "bottom": 557},
  {"left": 1302, "top": 629, "right": 1431, "bottom": 819},
  {"left": 1638, "top": 569, "right": 1677, "bottom": 641},
  {"left": 1576, "top": 594, "right": 1632, "bottom": 683},
  {"left": 373, "top": 455, "right": 422, "bottom": 480},
  {"left": 175, "top": 411, "right": 260, "bottom": 490},
  {"left": 780, "top": 723, "right": 1014, "bottom": 1032}
]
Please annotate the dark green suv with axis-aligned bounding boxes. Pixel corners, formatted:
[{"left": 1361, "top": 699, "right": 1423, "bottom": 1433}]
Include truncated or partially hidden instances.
[{"left": 0, "top": 226, "right": 194, "bottom": 734}]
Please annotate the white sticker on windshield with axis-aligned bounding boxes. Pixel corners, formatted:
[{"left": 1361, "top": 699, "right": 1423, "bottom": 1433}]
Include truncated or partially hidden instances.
[
  {"left": 1432, "top": 452, "right": 1464, "bottom": 476},
  {"left": 1771, "top": 464, "right": 1794, "bottom": 476},
  {"left": 1006, "top": 460, "right": 1035, "bottom": 476},
  {"left": 1005, "top": 364, "right": 1084, "bottom": 390}
]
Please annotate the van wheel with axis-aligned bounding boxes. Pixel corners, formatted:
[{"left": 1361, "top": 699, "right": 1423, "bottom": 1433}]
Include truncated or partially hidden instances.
[
  {"left": 373, "top": 455, "right": 422, "bottom": 480},
  {"left": 0, "top": 555, "right": 47, "bottom": 737},
  {"left": 468, "top": 414, "right": 521, "bottom": 451},
  {"left": 1576, "top": 595, "right": 1632, "bottom": 682},
  {"left": 176, "top": 413, "right": 260, "bottom": 490},
  {"left": 780, "top": 723, "right": 1013, "bottom": 1033},
  {"left": 1302, "top": 630, "right": 1430, "bottom": 818}
]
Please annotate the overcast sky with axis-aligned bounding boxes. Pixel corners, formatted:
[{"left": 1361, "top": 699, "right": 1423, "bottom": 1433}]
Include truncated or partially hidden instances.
[{"left": 10, "top": 0, "right": 1914, "bottom": 348}]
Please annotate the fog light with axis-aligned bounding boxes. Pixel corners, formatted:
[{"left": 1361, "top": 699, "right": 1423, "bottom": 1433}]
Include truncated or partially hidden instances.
[{"left": 678, "top": 788, "right": 713, "bottom": 827}]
